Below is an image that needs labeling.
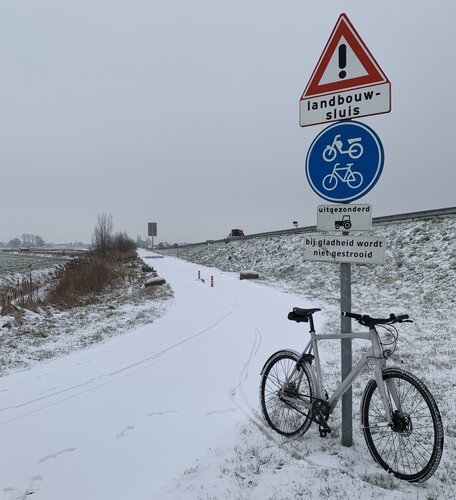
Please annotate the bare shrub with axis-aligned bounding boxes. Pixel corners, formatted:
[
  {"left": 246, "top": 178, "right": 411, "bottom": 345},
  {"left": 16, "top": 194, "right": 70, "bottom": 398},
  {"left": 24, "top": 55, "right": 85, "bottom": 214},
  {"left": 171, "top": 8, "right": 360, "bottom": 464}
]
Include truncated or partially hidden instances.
[
  {"left": 47, "top": 255, "right": 116, "bottom": 307},
  {"left": 112, "top": 232, "right": 136, "bottom": 253},
  {"left": 1, "top": 273, "right": 47, "bottom": 316},
  {"left": 92, "top": 213, "right": 113, "bottom": 255}
]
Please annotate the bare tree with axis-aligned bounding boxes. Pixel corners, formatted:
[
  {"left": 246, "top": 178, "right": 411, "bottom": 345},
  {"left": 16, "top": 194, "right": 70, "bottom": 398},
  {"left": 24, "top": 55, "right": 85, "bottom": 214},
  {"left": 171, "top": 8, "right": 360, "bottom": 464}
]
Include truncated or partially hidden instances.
[
  {"left": 8, "top": 238, "right": 21, "bottom": 248},
  {"left": 92, "top": 213, "right": 113, "bottom": 254},
  {"left": 34, "top": 235, "right": 45, "bottom": 247},
  {"left": 21, "top": 233, "right": 34, "bottom": 246}
]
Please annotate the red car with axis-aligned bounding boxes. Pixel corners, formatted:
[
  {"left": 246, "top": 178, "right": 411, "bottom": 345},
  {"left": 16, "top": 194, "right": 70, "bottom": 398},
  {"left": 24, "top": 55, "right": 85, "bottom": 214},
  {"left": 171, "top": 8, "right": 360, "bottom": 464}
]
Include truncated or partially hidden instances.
[{"left": 227, "top": 229, "right": 245, "bottom": 238}]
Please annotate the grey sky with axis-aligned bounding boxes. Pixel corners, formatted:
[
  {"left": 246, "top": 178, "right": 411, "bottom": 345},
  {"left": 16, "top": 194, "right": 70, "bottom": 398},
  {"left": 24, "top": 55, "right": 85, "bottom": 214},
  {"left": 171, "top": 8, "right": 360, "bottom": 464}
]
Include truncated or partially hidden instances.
[{"left": 1, "top": 1, "right": 454, "bottom": 244}]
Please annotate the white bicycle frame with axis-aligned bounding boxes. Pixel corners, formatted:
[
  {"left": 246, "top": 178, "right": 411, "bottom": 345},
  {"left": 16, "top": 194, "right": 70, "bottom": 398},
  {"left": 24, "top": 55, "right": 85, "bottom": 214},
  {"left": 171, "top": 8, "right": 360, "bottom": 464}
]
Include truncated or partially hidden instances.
[{"left": 282, "top": 324, "right": 396, "bottom": 426}]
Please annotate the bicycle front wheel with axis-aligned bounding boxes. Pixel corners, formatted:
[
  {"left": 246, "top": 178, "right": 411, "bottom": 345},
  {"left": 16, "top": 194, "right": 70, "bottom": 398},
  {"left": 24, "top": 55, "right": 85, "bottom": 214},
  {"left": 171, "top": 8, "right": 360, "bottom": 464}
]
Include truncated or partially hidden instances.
[
  {"left": 260, "top": 351, "right": 314, "bottom": 436},
  {"left": 361, "top": 368, "right": 444, "bottom": 483}
]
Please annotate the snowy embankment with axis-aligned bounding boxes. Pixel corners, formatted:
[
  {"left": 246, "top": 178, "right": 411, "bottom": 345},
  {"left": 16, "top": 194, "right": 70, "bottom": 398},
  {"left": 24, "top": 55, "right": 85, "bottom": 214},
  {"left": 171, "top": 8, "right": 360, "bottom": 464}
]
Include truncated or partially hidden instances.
[
  {"left": 0, "top": 256, "right": 173, "bottom": 376},
  {"left": 160, "top": 215, "right": 456, "bottom": 498},
  {"left": 0, "top": 216, "right": 454, "bottom": 499}
]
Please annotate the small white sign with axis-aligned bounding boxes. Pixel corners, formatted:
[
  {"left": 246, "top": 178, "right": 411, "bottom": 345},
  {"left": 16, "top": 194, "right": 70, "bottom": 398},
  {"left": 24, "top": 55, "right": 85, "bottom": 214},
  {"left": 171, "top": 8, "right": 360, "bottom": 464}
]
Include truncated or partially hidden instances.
[
  {"left": 317, "top": 204, "right": 372, "bottom": 231},
  {"left": 304, "top": 234, "right": 385, "bottom": 265}
]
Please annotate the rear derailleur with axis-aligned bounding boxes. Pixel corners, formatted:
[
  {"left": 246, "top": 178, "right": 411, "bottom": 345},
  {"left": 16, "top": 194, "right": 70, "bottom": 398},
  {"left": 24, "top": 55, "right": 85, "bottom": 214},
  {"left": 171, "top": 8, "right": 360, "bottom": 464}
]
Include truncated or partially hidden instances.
[{"left": 312, "top": 398, "right": 331, "bottom": 437}]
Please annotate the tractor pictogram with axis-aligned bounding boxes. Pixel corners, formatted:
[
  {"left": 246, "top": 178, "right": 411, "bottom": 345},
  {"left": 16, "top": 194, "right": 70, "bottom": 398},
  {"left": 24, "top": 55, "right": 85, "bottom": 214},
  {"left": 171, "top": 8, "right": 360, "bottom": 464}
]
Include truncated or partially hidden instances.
[{"left": 335, "top": 215, "right": 352, "bottom": 230}]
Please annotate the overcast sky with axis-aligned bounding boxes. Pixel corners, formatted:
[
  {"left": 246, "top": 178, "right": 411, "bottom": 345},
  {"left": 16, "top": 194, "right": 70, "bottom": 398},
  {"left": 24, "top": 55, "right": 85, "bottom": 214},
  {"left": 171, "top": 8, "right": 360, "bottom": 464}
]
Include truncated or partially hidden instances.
[{"left": 1, "top": 1, "right": 454, "bottom": 244}]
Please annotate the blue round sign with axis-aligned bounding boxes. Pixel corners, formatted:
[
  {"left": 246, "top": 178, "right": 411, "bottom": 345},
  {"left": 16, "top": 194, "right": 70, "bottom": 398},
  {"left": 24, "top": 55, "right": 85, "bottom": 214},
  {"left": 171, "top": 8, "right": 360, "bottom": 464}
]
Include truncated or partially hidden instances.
[{"left": 305, "top": 120, "right": 384, "bottom": 203}]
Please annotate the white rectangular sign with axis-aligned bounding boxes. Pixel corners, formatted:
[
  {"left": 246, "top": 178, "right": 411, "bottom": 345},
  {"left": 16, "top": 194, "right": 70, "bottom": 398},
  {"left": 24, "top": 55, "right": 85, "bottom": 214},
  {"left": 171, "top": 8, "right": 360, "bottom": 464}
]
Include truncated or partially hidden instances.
[
  {"left": 304, "top": 234, "right": 385, "bottom": 265},
  {"left": 299, "top": 83, "right": 391, "bottom": 127},
  {"left": 317, "top": 204, "right": 372, "bottom": 231}
]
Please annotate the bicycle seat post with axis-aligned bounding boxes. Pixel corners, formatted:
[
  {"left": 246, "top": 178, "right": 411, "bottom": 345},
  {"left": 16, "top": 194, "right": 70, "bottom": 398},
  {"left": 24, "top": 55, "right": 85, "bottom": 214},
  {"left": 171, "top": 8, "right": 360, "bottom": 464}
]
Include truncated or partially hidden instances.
[{"left": 308, "top": 314, "right": 316, "bottom": 334}]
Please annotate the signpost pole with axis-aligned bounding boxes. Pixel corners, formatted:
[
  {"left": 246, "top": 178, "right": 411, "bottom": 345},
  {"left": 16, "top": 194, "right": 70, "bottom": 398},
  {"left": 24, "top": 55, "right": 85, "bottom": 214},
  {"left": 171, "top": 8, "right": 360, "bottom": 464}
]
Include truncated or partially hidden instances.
[
  {"left": 148, "top": 222, "right": 158, "bottom": 249},
  {"left": 300, "top": 11, "right": 390, "bottom": 449},
  {"left": 340, "top": 258, "right": 352, "bottom": 447}
]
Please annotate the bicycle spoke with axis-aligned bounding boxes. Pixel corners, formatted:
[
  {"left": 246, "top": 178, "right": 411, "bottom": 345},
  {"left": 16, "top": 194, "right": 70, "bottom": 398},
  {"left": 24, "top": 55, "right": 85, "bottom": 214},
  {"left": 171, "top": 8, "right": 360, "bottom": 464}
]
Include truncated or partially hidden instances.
[
  {"left": 260, "top": 352, "right": 314, "bottom": 436},
  {"left": 362, "top": 369, "right": 443, "bottom": 482}
]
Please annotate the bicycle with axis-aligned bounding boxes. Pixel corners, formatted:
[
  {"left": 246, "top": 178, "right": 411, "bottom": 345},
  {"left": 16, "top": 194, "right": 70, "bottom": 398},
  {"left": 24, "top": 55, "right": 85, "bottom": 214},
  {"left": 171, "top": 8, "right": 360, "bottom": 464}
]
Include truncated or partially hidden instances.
[{"left": 260, "top": 308, "right": 444, "bottom": 483}]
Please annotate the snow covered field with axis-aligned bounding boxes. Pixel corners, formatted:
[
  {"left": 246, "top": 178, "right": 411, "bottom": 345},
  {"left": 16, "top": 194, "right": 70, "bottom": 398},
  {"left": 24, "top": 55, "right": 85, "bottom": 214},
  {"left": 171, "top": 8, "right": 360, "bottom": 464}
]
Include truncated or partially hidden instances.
[{"left": 0, "top": 216, "right": 454, "bottom": 499}]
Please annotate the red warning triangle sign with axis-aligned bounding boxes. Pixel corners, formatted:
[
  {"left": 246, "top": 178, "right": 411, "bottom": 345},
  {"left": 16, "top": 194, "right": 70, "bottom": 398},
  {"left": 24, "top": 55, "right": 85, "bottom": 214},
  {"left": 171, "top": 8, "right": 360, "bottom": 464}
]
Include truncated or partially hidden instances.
[{"left": 302, "top": 13, "right": 389, "bottom": 98}]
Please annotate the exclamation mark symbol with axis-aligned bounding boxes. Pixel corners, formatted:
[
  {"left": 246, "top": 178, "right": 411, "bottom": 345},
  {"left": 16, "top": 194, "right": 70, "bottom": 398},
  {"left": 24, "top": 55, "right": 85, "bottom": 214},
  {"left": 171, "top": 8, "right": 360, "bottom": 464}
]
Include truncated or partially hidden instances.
[{"left": 338, "top": 44, "right": 347, "bottom": 79}]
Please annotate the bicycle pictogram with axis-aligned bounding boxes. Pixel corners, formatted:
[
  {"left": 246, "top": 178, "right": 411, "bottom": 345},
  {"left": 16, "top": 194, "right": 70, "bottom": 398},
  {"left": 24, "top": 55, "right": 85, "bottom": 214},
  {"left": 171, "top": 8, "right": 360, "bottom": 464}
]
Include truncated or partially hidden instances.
[{"left": 322, "top": 163, "right": 363, "bottom": 191}]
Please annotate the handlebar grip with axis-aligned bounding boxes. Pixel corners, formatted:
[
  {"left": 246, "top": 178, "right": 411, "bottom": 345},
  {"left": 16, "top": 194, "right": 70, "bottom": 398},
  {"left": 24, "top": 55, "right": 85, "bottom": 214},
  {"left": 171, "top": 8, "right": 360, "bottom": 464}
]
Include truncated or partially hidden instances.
[
  {"left": 396, "top": 314, "right": 410, "bottom": 322},
  {"left": 342, "top": 312, "right": 362, "bottom": 319}
]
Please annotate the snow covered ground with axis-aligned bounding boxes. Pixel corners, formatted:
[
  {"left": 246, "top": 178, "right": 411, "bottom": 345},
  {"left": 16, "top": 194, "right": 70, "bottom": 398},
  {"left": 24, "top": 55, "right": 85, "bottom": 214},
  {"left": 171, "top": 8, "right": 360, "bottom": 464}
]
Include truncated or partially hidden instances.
[{"left": 0, "top": 216, "right": 454, "bottom": 499}]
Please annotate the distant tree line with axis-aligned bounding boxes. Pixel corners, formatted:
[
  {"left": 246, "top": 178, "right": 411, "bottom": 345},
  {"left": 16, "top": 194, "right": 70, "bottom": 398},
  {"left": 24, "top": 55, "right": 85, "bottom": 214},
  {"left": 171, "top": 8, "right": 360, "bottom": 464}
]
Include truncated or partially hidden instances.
[
  {"left": 0, "top": 233, "right": 46, "bottom": 248},
  {"left": 135, "top": 236, "right": 151, "bottom": 249},
  {"left": 1, "top": 216, "right": 137, "bottom": 253}
]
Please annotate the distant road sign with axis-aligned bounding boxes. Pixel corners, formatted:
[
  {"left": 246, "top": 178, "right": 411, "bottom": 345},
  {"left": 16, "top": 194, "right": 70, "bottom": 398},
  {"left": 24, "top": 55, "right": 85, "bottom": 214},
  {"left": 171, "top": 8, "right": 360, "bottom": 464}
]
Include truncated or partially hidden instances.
[
  {"left": 317, "top": 204, "right": 372, "bottom": 231},
  {"left": 300, "top": 13, "right": 390, "bottom": 127},
  {"left": 306, "top": 120, "right": 384, "bottom": 203},
  {"left": 304, "top": 234, "right": 385, "bottom": 264},
  {"left": 148, "top": 222, "right": 157, "bottom": 237}
]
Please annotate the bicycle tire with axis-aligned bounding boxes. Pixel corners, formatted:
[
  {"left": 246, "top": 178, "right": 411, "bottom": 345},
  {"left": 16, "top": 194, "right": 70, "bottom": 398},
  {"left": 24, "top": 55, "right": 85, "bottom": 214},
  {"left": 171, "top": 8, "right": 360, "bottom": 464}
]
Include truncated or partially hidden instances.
[
  {"left": 260, "top": 350, "right": 314, "bottom": 436},
  {"left": 361, "top": 367, "right": 444, "bottom": 483}
]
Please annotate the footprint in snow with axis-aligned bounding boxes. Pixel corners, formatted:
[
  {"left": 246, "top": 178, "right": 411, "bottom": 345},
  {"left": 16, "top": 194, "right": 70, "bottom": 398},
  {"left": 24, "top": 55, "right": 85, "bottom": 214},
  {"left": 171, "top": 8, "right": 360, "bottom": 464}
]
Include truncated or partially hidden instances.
[
  {"left": 38, "top": 447, "right": 76, "bottom": 464},
  {"left": 206, "top": 408, "right": 238, "bottom": 416},
  {"left": 116, "top": 425, "right": 135, "bottom": 439},
  {"left": 146, "top": 410, "right": 180, "bottom": 417},
  {"left": 3, "top": 475, "right": 44, "bottom": 498}
]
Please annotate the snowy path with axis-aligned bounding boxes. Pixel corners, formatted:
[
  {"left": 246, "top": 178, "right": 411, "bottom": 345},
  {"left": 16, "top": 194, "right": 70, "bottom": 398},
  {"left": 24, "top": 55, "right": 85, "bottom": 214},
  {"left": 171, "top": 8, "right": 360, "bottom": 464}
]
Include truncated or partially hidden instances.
[{"left": 0, "top": 252, "right": 321, "bottom": 499}]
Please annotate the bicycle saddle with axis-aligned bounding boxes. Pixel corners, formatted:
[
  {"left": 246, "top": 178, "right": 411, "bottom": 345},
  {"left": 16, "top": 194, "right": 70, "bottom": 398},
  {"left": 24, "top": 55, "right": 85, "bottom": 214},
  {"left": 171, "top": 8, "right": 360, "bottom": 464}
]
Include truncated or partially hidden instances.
[{"left": 288, "top": 307, "right": 321, "bottom": 322}]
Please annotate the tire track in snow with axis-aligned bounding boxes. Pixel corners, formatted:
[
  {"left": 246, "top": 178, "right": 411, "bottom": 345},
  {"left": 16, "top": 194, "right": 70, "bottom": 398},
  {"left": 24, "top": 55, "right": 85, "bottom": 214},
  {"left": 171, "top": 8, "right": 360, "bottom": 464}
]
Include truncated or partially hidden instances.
[
  {"left": 105, "top": 301, "right": 236, "bottom": 377},
  {"left": 227, "top": 316, "right": 319, "bottom": 462},
  {"left": 0, "top": 302, "right": 237, "bottom": 427},
  {"left": 228, "top": 316, "right": 262, "bottom": 422}
]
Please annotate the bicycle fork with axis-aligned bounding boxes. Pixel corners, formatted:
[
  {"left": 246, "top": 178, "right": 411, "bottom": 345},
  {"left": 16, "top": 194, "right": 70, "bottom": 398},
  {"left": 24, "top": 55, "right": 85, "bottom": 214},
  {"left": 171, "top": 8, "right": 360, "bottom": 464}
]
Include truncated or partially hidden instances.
[{"left": 369, "top": 327, "right": 396, "bottom": 428}]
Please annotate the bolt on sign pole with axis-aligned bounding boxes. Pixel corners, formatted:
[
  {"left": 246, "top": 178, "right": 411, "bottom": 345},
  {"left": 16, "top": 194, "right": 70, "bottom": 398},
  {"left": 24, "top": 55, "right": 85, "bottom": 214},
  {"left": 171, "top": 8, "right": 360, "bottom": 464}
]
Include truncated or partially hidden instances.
[{"left": 340, "top": 258, "right": 352, "bottom": 447}]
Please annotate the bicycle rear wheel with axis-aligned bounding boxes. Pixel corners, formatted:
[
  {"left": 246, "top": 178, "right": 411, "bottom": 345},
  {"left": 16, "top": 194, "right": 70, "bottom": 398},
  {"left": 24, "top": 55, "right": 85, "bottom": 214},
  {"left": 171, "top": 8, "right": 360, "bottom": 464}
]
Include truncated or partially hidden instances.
[
  {"left": 361, "top": 367, "right": 444, "bottom": 483},
  {"left": 260, "top": 351, "right": 314, "bottom": 436}
]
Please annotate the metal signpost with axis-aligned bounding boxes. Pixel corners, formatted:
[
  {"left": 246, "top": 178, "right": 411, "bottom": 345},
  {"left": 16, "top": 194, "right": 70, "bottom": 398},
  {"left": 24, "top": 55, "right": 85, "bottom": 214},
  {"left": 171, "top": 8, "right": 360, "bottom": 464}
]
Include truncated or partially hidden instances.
[
  {"left": 148, "top": 222, "right": 157, "bottom": 248},
  {"left": 300, "top": 13, "right": 390, "bottom": 447}
]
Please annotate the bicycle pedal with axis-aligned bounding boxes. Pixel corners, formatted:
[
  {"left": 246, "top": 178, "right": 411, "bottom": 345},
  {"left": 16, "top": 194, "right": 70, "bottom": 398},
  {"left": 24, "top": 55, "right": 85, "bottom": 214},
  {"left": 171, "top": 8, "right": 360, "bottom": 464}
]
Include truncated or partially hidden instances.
[
  {"left": 318, "top": 419, "right": 331, "bottom": 437},
  {"left": 319, "top": 427, "right": 331, "bottom": 438}
]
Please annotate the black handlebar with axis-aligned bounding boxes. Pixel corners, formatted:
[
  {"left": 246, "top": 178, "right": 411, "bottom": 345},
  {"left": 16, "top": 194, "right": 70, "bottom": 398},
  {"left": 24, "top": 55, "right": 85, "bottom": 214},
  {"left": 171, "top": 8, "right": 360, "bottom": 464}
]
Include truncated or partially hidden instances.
[{"left": 342, "top": 311, "right": 412, "bottom": 327}]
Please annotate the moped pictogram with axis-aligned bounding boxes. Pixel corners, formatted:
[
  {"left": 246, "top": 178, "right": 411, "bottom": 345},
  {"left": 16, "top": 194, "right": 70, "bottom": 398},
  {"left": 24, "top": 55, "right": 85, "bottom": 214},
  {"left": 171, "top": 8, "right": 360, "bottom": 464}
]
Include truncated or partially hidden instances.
[{"left": 322, "top": 134, "right": 363, "bottom": 162}]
